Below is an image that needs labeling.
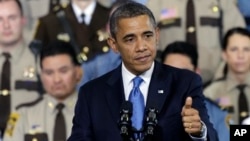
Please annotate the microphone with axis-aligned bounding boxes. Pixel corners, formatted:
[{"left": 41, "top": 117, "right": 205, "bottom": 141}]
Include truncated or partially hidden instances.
[
  {"left": 143, "top": 107, "right": 158, "bottom": 140},
  {"left": 118, "top": 101, "right": 133, "bottom": 141}
]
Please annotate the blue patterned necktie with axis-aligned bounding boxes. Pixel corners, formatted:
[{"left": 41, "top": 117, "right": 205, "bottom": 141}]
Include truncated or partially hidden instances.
[{"left": 129, "top": 76, "right": 144, "bottom": 139}]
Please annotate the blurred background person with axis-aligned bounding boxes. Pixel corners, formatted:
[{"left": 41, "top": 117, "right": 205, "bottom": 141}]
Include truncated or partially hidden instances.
[
  {"left": 0, "top": 0, "right": 41, "bottom": 139},
  {"left": 79, "top": 0, "right": 125, "bottom": 85},
  {"left": 3, "top": 40, "right": 82, "bottom": 141},
  {"left": 237, "top": 0, "right": 250, "bottom": 31},
  {"left": 33, "top": 0, "right": 111, "bottom": 63},
  {"left": 161, "top": 41, "right": 230, "bottom": 141},
  {"left": 20, "top": 0, "right": 114, "bottom": 33},
  {"left": 204, "top": 27, "right": 250, "bottom": 125},
  {"left": 146, "top": 0, "right": 246, "bottom": 85}
]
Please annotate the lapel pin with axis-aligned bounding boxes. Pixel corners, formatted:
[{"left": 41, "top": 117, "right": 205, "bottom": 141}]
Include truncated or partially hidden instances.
[{"left": 158, "top": 90, "right": 164, "bottom": 94}]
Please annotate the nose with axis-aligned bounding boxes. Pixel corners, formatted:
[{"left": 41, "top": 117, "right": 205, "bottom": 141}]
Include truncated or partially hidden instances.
[
  {"left": 3, "top": 19, "right": 10, "bottom": 29},
  {"left": 237, "top": 50, "right": 245, "bottom": 59},
  {"left": 53, "top": 73, "right": 62, "bottom": 83},
  {"left": 136, "top": 38, "right": 146, "bottom": 51}
]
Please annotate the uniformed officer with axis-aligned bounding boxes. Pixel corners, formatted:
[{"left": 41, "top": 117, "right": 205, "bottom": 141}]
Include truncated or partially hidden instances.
[
  {"left": 146, "top": 0, "right": 246, "bottom": 84},
  {"left": 204, "top": 27, "right": 250, "bottom": 125},
  {"left": 3, "top": 40, "right": 82, "bottom": 141},
  {"left": 0, "top": 0, "right": 40, "bottom": 138},
  {"left": 33, "top": 0, "right": 111, "bottom": 63},
  {"left": 237, "top": 0, "right": 250, "bottom": 31}
]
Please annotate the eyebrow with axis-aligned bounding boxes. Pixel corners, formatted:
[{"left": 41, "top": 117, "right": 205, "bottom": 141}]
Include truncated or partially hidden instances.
[{"left": 122, "top": 30, "right": 154, "bottom": 40}]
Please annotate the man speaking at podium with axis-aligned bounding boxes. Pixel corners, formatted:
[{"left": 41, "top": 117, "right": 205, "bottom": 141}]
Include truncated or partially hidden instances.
[{"left": 68, "top": 1, "right": 218, "bottom": 141}]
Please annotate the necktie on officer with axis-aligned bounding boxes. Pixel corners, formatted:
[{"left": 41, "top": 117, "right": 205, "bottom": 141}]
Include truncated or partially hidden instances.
[
  {"left": 81, "top": 13, "right": 86, "bottom": 25},
  {"left": 237, "top": 84, "right": 249, "bottom": 124},
  {"left": 53, "top": 103, "right": 66, "bottom": 141},
  {"left": 0, "top": 52, "right": 11, "bottom": 136},
  {"left": 186, "top": 0, "right": 197, "bottom": 47},
  {"left": 129, "top": 76, "right": 144, "bottom": 139}
]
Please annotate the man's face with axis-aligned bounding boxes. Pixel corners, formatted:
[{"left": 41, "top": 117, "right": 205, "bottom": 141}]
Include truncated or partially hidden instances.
[
  {"left": 108, "top": 15, "right": 159, "bottom": 75},
  {"left": 41, "top": 54, "right": 81, "bottom": 101},
  {"left": 0, "top": 0, "right": 24, "bottom": 47},
  {"left": 164, "top": 53, "right": 195, "bottom": 71},
  {"left": 223, "top": 34, "right": 250, "bottom": 74}
]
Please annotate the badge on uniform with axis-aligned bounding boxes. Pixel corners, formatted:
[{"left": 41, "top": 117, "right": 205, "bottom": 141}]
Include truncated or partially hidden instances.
[
  {"left": 97, "top": 29, "right": 109, "bottom": 42},
  {"left": 159, "top": 7, "right": 179, "bottom": 24},
  {"left": 5, "top": 112, "right": 19, "bottom": 137},
  {"left": 57, "top": 33, "right": 70, "bottom": 42},
  {"left": 23, "top": 66, "right": 35, "bottom": 79}
]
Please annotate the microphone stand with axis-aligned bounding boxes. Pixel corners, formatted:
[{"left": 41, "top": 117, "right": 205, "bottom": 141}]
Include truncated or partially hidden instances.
[
  {"left": 118, "top": 102, "right": 134, "bottom": 141},
  {"left": 143, "top": 108, "right": 158, "bottom": 141}
]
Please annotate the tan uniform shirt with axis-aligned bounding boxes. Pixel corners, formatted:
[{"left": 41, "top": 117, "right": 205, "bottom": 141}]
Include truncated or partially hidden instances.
[
  {"left": 146, "top": 0, "right": 246, "bottom": 83},
  {"left": 0, "top": 42, "right": 39, "bottom": 112},
  {"left": 204, "top": 72, "right": 250, "bottom": 124},
  {"left": 3, "top": 92, "right": 77, "bottom": 141}
]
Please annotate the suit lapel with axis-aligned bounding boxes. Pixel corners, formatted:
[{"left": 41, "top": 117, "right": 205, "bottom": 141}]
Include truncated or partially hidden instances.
[
  {"left": 146, "top": 62, "right": 173, "bottom": 114},
  {"left": 105, "top": 65, "right": 125, "bottom": 121}
]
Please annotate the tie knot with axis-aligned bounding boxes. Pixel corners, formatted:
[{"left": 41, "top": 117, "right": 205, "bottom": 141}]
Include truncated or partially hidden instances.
[
  {"left": 237, "top": 84, "right": 247, "bottom": 92},
  {"left": 81, "top": 13, "right": 85, "bottom": 19},
  {"left": 2, "top": 52, "right": 11, "bottom": 59},
  {"left": 81, "top": 13, "right": 85, "bottom": 18},
  {"left": 132, "top": 76, "right": 143, "bottom": 88},
  {"left": 56, "top": 103, "right": 65, "bottom": 111}
]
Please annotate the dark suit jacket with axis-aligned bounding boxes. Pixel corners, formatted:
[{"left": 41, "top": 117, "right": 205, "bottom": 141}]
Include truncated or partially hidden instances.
[
  {"left": 34, "top": 2, "right": 110, "bottom": 61},
  {"left": 68, "top": 61, "right": 218, "bottom": 141}
]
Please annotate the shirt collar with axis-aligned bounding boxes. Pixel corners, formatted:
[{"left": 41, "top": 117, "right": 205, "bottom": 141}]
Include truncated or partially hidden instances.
[
  {"left": 0, "top": 41, "right": 26, "bottom": 63},
  {"left": 46, "top": 91, "right": 78, "bottom": 114},
  {"left": 71, "top": 1, "right": 96, "bottom": 25},
  {"left": 226, "top": 71, "right": 250, "bottom": 92},
  {"left": 122, "top": 62, "right": 154, "bottom": 86}
]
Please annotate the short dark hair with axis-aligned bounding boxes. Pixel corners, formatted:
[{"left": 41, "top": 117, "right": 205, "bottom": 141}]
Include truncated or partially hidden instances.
[
  {"left": 109, "top": 1, "right": 157, "bottom": 38},
  {"left": 222, "top": 27, "right": 250, "bottom": 50},
  {"left": 40, "top": 40, "right": 80, "bottom": 68},
  {"left": 0, "top": 0, "right": 23, "bottom": 15},
  {"left": 161, "top": 41, "right": 198, "bottom": 69}
]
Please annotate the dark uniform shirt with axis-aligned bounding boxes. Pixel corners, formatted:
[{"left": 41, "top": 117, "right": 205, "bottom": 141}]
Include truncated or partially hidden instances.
[{"left": 34, "top": 1, "right": 110, "bottom": 62}]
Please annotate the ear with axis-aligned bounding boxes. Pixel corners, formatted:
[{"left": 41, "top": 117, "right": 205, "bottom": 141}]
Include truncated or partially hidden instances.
[
  {"left": 75, "top": 66, "right": 83, "bottom": 83},
  {"left": 107, "top": 37, "right": 119, "bottom": 53},
  {"left": 155, "top": 27, "right": 160, "bottom": 47},
  {"left": 222, "top": 51, "right": 227, "bottom": 62},
  {"left": 195, "top": 67, "right": 201, "bottom": 75},
  {"left": 21, "top": 16, "right": 27, "bottom": 26}
]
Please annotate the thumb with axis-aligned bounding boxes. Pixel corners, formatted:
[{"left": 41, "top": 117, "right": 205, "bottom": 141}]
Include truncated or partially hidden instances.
[{"left": 184, "top": 97, "right": 192, "bottom": 109}]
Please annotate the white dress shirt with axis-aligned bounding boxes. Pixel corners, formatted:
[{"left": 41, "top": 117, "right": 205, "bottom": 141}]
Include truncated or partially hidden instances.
[
  {"left": 122, "top": 62, "right": 154, "bottom": 105},
  {"left": 71, "top": 1, "right": 96, "bottom": 25}
]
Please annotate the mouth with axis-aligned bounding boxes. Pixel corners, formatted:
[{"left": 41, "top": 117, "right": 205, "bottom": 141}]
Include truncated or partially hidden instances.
[
  {"left": 3, "top": 31, "right": 12, "bottom": 36},
  {"left": 135, "top": 54, "right": 151, "bottom": 62}
]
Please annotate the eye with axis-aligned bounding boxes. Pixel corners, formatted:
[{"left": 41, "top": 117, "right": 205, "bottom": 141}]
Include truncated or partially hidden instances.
[
  {"left": 9, "top": 15, "right": 17, "bottom": 21},
  {"left": 124, "top": 37, "right": 135, "bottom": 43},
  {"left": 244, "top": 47, "right": 250, "bottom": 52},
  {"left": 60, "top": 67, "right": 69, "bottom": 73},
  {"left": 143, "top": 32, "right": 153, "bottom": 40},
  {"left": 228, "top": 46, "right": 237, "bottom": 52},
  {"left": 43, "top": 70, "right": 53, "bottom": 75}
]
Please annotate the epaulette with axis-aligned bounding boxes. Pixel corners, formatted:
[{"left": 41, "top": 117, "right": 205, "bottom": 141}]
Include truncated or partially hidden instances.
[
  {"left": 16, "top": 96, "right": 43, "bottom": 110},
  {"left": 214, "top": 76, "right": 226, "bottom": 82}
]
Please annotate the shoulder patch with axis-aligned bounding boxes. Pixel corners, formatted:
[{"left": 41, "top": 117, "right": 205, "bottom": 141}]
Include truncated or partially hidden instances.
[{"left": 5, "top": 112, "right": 19, "bottom": 137}]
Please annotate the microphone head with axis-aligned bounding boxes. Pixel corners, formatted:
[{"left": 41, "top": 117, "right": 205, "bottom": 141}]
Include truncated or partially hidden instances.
[{"left": 120, "top": 101, "right": 133, "bottom": 114}]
